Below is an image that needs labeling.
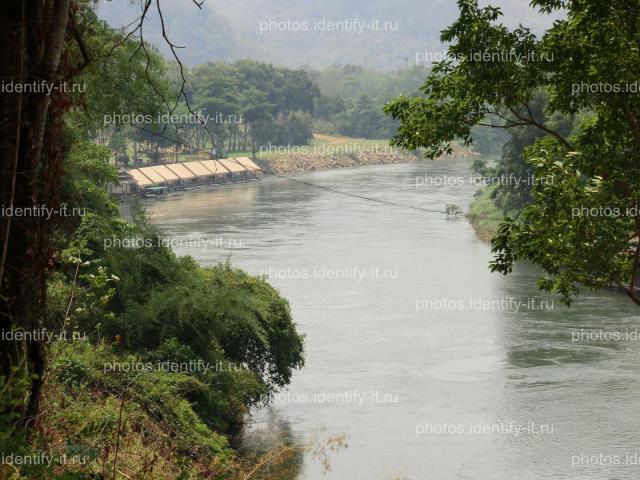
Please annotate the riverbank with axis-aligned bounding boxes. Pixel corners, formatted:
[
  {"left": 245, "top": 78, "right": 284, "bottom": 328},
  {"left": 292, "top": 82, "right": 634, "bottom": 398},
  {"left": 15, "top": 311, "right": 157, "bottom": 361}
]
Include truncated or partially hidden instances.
[
  {"left": 257, "top": 148, "right": 480, "bottom": 174},
  {"left": 466, "top": 186, "right": 504, "bottom": 242},
  {"left": 252, "top": 133, "right": 480, "bottom": 174},
  {"left": 117, "top": 135, "right": 480, "bottom": 197}
]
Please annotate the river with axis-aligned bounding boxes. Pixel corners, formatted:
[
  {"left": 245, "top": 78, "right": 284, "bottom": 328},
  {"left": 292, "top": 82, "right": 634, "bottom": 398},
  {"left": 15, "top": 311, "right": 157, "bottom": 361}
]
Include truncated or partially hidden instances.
[{"left": 145, "top": 157, "right": 640, "bottom": 480}]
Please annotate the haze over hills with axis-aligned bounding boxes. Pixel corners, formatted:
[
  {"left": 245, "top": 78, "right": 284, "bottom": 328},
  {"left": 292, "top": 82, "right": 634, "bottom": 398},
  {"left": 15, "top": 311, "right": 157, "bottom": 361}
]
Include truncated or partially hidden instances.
[{"left": 97, "top": 0, "right": 559, "bottom": 69}]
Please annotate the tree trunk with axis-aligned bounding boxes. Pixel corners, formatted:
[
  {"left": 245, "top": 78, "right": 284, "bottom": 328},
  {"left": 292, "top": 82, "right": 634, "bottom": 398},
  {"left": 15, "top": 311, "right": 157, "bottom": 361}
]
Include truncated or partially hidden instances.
[{"left": 0, "top": 0, "right": 73, "bottom": 423}]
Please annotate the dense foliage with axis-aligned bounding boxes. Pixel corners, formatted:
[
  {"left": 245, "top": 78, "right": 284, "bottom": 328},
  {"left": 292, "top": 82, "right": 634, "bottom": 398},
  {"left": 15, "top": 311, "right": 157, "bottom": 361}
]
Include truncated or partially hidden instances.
[
  {"left": 0, "top": 7, "right": 306, "bottom": 478},
  {"left": 473, "top": 92, "right": 574, "bottom": 214},
  {"left": 310, "top": 66, "right": 426, "bottom": 139},
  {"left": 386, "top": 0, "right": 640, "bottom": 305},
  {"left": 188, "top": 60, "right": 320, "bottom": 155}
]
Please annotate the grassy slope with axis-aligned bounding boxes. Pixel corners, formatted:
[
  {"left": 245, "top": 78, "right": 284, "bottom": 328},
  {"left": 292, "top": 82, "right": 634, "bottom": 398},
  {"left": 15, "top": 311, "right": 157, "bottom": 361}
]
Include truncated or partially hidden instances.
[
  {"left": 2, "top": 340, "right": 300, "bottom": 480},
  {"left": 22, "top": 341, "right": 232, "bottom": 480},
  {"left": 467, "top": 186, "right": 504, "bottom": 242}
]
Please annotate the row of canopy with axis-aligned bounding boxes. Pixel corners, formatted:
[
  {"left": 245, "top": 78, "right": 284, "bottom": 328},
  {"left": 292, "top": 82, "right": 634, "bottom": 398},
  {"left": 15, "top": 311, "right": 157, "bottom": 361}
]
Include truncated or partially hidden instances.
[{"left": 127, "top": 157, "right": 261, "bottom": 187}]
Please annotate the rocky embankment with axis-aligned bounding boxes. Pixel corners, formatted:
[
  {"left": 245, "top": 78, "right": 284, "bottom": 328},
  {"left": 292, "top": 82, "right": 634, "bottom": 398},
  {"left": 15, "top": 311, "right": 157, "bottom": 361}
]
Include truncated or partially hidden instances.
[{"left": 259, "top": 148, "right": 479, "bottom": 174}]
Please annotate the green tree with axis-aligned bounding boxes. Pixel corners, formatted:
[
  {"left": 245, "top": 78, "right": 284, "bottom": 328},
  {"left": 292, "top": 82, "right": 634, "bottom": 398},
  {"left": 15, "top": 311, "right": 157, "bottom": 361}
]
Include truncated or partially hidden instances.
[
  {"left": 385, "top": 0, "right": 640, "bottom": 305},
  {"left": 473, "top": 92, "right": 574, "bottom": 214},
  {"left": 339, "top": 94, "right": 398, "bottom": 139},
  {"left": 190, "top": 61, "right": 320, "bottom": 150},
  {"left": 51, "top": 139, "right": 305, "bottom": 431},
  {"left": 71, "top": 14, "right": 174, "bottom": 136}
]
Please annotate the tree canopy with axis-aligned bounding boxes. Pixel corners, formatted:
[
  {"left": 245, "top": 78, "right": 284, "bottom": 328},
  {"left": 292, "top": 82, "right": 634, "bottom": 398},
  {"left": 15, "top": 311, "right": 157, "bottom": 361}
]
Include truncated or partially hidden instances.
[{"left": 385, "top": 0, "right": 640, "bottom": 305}]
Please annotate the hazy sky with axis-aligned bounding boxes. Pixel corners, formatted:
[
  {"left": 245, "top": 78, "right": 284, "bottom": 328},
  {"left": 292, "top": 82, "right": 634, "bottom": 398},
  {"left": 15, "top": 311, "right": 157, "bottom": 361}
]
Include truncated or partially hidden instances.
[{"left": 98, "top": 0, "right": 561, "bottom": 69}]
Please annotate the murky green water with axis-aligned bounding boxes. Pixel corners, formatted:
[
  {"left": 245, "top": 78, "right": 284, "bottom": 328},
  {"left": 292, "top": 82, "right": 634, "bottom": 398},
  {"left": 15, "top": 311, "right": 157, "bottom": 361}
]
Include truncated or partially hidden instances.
[{"left": 146, "top": 158, "right": 640, "bottom": 480}]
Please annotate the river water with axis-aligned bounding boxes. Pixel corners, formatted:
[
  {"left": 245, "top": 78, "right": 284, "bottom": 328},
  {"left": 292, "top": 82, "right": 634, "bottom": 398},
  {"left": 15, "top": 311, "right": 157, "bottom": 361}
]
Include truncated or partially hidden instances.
[{"left": 146, "top": 157, "right": 640, "bottom": 480}]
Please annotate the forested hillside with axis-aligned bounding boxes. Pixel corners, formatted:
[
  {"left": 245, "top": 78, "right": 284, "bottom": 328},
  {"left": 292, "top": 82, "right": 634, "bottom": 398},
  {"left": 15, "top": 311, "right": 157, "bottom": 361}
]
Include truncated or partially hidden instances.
[{"left": 97, "top": 0, "right": 555, "bottom": 69}]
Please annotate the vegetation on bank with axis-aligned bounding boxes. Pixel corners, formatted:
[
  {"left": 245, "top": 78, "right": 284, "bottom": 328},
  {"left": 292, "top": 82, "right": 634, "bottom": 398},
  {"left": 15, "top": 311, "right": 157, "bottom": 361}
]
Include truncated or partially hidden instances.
[
  {"left": 467, "top": 187, "right": 503, "bottom": 242},
  {"left": 466, "top": 93, "right": 574, "bottom": 242},
  {"left": 101, "top": 54, "right": 497, "bottom": 168},
  {"left": 1, "top": 138, "right": 306, "bottom": 479},
  {"left": 386, "top": 0, "right": 640, "bottom": 306},
  {"left": 106, "top": 62, "right": 432, "bottom": 168},
  {"left": 0, "top": 5, "right": 312, "bottom": 478}
]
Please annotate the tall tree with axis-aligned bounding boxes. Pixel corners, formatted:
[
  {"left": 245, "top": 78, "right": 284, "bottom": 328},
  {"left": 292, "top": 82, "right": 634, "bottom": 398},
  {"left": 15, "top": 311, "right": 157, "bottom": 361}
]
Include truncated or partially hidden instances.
[
  {"left": 385, "top": 0, "right": 640, "bottom": 305},
  {"left": 0, "top": 0, "right": 77, "bottom": 420}
]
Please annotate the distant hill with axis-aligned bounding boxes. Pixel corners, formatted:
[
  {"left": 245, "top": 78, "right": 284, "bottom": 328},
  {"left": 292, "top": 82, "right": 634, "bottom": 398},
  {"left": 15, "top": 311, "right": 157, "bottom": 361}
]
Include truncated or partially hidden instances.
[
  {"left": 97, "top": 0, "right": 559, "bottom": 69},
  {"left": 96, "top": 0, "right": 245, "bottom": 65}
]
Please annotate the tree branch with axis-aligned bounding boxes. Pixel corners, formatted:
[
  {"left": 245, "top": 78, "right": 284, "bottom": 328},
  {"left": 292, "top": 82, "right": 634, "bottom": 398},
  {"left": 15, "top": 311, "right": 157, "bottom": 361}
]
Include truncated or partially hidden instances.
[{"left": 508, "top": 103, "right": 575, "bottom": 150}]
